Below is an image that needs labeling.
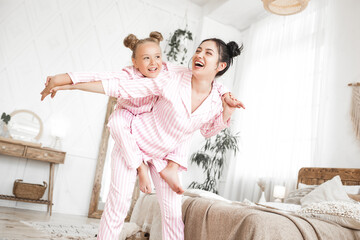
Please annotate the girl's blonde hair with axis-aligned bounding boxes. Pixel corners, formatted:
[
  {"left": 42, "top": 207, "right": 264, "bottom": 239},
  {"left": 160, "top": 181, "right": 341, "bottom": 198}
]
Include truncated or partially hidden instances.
[{"left": 123, "top": 31, "right": 163, "bottom": 58}]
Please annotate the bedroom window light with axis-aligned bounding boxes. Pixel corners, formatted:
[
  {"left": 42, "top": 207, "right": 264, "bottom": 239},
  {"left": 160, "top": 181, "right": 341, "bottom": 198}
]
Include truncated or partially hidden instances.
[{"left": 223, "top": 0, "right": 329, "bottom": 203}]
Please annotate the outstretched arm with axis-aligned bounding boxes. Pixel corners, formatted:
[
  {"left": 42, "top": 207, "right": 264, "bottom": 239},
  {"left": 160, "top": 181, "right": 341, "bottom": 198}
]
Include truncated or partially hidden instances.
[
  {"left": 216, "top": 83, "right": 245, "bottom": 109},
  {"left": 45, "top": 81, "right": 105, "bottom": 99},
  {"left": 200, "top": 96, "right": 236, "bottom": 138},
  {"left": 223, "top": 92, "right": 245, "bottom": 109},
  {"left": 40, "top": 74, "right": 105, "bottom": 100},
  {"left": 41, "top": 74, "right": 72, "bottom": 100},
  {"left": 41, "top": 71, "right": 170, "bottom": 101}
]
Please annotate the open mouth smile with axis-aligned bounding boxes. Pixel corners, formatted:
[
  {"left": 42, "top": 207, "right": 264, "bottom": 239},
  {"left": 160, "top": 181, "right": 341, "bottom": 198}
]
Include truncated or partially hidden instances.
[
  {"left": 194, "top": 60, "right": 204, "bottom": 68},
  {"left": 148, "top": 67, "right": 158, "bottom": 72}
]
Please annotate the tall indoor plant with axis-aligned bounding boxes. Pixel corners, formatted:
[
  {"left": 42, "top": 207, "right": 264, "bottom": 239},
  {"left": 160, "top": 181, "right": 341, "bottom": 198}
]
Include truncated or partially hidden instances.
[{"left": 188, "top": 128, "right": 239, "bottom": 194}]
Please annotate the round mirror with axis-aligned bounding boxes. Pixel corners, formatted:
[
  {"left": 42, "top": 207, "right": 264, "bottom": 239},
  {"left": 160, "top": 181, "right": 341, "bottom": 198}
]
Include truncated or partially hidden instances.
[{"left": 9, "top": 110, "right": 43, "bottom": 142}]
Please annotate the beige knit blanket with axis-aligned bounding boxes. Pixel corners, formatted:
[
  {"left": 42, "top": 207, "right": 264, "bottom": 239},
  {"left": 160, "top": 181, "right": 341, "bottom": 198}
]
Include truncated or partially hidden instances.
[
  {"left": 182, "top": 197, "right": 360, "bottom": 240},
  {"left": 130, "top": 194, "right": 360, "bottom": 240}
]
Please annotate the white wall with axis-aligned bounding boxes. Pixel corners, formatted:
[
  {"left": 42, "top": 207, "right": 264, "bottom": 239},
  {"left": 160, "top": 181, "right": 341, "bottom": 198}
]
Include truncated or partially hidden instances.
[
  {"left": 314, "top": 0, "right": 360, "bottom": 168},
  {"left": 0, "top": 0, "right": 203, "bottom": 216}
]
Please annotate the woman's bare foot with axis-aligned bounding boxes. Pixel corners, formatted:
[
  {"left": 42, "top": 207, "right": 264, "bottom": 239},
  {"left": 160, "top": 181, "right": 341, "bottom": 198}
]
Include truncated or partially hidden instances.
[
  {"left": 137, "top": 163, "right": 152, "bottom": 194},
  {"left": 160, "top": 161, "right": 184, "bottom": 195}
]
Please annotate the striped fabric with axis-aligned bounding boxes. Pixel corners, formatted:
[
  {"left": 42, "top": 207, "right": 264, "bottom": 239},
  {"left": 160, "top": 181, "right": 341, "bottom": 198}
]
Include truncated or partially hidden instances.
[
  {"left": 98, "top": 145, "right": 183, "bottom": 240},
  {"left": 68, "top": 63, "right": 231, "bottom": 240},
  {"left": 69, "top": 63, "right": 230, "bottom": 170},
  {"left": 108, "top": 62, "right": 229, "bottom": 171}
]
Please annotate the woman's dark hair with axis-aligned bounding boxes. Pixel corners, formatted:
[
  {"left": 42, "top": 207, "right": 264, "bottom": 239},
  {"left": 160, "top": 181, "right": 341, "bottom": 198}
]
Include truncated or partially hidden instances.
[{"left": 200, "top": 38, "right": 244, "bottom": 77}]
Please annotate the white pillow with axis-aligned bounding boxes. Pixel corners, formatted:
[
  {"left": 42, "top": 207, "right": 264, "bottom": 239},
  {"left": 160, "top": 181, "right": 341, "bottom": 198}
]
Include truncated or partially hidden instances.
[
  {"left": 260, "top": 202, "right": 301, "bottom": 212},
  {"left": 343, "top": 185, "right": 360, "bottom": 195},
  {"left": 300, "top": 176, "right": 352, "bottom": 207},
  {"left": 297, "top": 201, "right": 360, "bottom": 230},
  {"left": 184, "top": 189, "right": 231, "bottom": 203},
  {"left": 284, "top": 187, "right": 316, "bottom": 205},
  {"left": 298, "top": 183, "right": 317, "bottom": 189},
  {"left": 299, "top": 183, "right": 360, "bottom": 195}
]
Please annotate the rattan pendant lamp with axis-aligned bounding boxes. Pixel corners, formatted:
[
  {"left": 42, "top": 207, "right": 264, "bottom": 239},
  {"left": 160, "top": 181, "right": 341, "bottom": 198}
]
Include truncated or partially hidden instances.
[{"left": 262, "top": 0, "right": 310, "bottom": 16}]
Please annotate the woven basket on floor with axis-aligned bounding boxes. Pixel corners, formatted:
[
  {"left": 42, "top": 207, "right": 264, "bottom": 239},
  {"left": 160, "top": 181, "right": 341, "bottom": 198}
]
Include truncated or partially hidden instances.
[{"left": 13, "top": 179, "right": 47, "bottom": 200}]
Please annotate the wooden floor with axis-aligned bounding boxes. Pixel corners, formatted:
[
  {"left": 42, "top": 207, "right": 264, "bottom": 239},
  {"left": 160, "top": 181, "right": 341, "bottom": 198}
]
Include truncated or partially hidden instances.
[{"left": 0, "top": 206, "right": 100, "bottom": 239}]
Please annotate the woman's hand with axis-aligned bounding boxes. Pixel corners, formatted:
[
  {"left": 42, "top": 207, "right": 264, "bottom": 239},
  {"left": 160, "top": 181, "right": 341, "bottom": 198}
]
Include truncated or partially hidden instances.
[
  {"left": 223, "top": 92, "right": 245, "bottom": 109},
  {"left": 222, "top": 92, "right": 245, "bottom": 122},
  {"left": 40, "top": 74, "right": 72, "bottom": 101}
]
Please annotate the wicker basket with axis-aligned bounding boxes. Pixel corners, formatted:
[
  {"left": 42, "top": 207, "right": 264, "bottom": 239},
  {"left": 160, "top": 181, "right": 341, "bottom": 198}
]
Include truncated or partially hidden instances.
[
  {"left": 13, "top": 179, "right": 47, "bottom": 200},
  {"left": 126, "top": 231, "right": 150, "bottom": 240}
]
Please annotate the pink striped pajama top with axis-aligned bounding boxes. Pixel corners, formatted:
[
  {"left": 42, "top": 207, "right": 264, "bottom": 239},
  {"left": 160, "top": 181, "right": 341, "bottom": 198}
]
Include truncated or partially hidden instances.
[{"left": 69, "top": 66, "right": 230, "bottom": 170}]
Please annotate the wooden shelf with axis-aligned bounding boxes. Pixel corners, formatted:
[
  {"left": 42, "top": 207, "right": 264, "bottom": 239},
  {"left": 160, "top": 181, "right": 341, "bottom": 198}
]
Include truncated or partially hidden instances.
[
  {"left": 0, "top": 194, "right": 52, "bottom": 205},
  {"left": 0, "top": 138, "right": 65, "bottom": 215}
]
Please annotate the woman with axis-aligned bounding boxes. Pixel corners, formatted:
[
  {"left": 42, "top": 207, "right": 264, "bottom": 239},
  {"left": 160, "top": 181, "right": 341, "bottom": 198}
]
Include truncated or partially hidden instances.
[{"left": 41, "top": 38, "right": 243, "bottom": 240}]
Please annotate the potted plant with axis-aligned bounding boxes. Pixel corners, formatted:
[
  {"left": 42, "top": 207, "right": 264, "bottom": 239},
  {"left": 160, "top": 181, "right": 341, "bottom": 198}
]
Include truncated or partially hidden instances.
[
  {"left": 165, "top": 28, "right": 193, "bottom": 65},
  {"left": 0, "top": 112, "right": 11, "bottom": 138},
  {"left": 188, "top": 128, "right": 240, "bottom": 194}
]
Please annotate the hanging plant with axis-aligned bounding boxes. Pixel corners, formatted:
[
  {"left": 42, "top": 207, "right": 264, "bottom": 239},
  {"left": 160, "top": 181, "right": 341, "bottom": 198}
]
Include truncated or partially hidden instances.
[
  {"left": 188, "top": 128, "right": 240, "bottom": 194},
  {"left": 165, "top": 28, "right": 193, "bottom": 65},
  {"left": 1, "top": 112, "right": 11, "bottom": 125}
]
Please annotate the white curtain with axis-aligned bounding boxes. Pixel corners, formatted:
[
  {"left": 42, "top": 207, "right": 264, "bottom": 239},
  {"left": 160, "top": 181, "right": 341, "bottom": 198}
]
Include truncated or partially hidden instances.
[{"left": 223, "top": 0, "right": 330, "bottom": 202}]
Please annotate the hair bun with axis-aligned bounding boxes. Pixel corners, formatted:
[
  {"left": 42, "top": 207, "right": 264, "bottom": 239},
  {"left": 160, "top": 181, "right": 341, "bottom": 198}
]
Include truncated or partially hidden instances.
[
  {"left": 149, "top": 31, "right": 163, "bottom": 43},
  {"left": 123, "top": 34, "right": 139, "bottom": 50},
  {"left": 226, "top": 41, "right": 243, "bottom": 58}
]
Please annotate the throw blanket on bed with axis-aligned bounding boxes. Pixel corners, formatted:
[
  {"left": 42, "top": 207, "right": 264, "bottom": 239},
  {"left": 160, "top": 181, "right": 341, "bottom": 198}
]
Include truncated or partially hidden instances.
[
  {"left": 130, "top": 194, "right": 360, "bottom": 240},
  {"left": 182, "top": 197, "right": 360, "bottom": 240}
]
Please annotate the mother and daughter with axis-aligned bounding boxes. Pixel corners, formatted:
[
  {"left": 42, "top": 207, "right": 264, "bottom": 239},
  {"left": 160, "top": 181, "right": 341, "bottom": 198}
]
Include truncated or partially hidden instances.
[{"left": 41, "top": 31, "right": 244, "bottom": 240}]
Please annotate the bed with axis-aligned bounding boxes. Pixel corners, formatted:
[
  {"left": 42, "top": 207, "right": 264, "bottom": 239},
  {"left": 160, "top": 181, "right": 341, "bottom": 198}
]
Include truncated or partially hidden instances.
[{"left": 128, "top": 167, "right": 360, "bottom": 240}]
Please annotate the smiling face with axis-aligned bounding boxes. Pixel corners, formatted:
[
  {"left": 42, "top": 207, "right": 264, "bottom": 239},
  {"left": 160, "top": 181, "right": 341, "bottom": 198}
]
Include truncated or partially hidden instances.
[
  {"left": 192, "top": 40, "right": 227, "bottom": 80},
  {"left": 132, "top": 41, "right": 163, "bottom": 78}
]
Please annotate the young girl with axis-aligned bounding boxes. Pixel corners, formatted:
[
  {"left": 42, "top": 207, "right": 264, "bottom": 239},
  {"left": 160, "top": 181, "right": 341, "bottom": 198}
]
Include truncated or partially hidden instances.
[
  {"left": 43, "top": 32, "right": 244, "bottom": 195},
  {"left": 41, "top": 37, "right": 243, "bottom": 240}
]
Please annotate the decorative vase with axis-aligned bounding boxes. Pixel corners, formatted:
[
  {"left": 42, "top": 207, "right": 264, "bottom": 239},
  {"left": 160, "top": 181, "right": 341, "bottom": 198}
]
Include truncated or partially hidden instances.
[
  {"left": 0, "top": 122, "right": 10, "bottom": 138},
  {"left": 258, "top": 191, "right": 267, "bottom": 203}
]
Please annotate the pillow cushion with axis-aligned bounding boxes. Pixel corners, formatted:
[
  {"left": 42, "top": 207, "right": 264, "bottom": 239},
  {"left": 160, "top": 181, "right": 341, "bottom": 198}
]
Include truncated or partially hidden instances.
[
  {"left": 298, "top": 183, "right": 317, "bottom": 189},
  {"left": 300, "top": 176, "right": 352, "bottom": 207},
  {"left": 343, "top": 185, "right": 360, "bottom": 195},
  {"left": 296, "top": 201, "right": 360, "bottom": 230},
  {"left": 299, "top": 183, "right": 360, "bottom": 195},
  {"left": 284, "top": 187, "right": 316, "bottom": 205}
]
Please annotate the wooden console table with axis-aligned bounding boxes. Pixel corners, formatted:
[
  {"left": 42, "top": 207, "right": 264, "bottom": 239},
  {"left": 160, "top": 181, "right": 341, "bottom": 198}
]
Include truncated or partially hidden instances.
[{"left": 0, "top": 137, "right": 66, "bottom": 215}]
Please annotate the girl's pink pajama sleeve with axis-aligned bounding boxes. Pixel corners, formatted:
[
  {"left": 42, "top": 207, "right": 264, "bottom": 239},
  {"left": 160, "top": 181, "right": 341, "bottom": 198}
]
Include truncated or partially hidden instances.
[
  {"left": 165, "top": 139, "right": 191, "bottom": 170},
  {"left": 68, "top": 71, "right": 170, "bottom": 99}
]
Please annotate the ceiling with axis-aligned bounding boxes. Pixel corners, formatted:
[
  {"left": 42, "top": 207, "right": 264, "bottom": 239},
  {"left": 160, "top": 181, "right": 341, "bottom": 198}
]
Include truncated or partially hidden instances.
[{"left": 189, "top": 0, "right": 268, "bottom": 31}]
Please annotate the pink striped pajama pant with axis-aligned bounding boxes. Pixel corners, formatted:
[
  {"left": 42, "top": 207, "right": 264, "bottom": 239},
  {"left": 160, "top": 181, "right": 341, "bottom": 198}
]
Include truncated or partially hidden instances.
[
  {"left": 107, "top": 109, "right": 143, "bottom": 169},
  {"left": 97, "top": 111, "right": 184, "bottom": 240}
]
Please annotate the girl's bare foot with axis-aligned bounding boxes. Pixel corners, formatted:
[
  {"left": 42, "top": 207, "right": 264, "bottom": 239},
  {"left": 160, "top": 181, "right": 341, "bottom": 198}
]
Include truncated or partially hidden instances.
[
  {"left": 137, "top": 163, "right": 152, "bottom": 194},
  {"left": 160, "top": 161, "right": 184, "bottom": 195}
]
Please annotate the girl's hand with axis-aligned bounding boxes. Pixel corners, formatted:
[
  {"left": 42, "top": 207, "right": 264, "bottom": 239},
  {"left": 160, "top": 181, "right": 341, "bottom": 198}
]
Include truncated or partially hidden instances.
[
  {"left": 49, "top": 85, "right": 76, "bottom": 98},
  {"left": 40, "top": 74, "right": 72, "bottom": 101},
  {"left": 223, "top": 92, "right": 245, "bottom": 109}
]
